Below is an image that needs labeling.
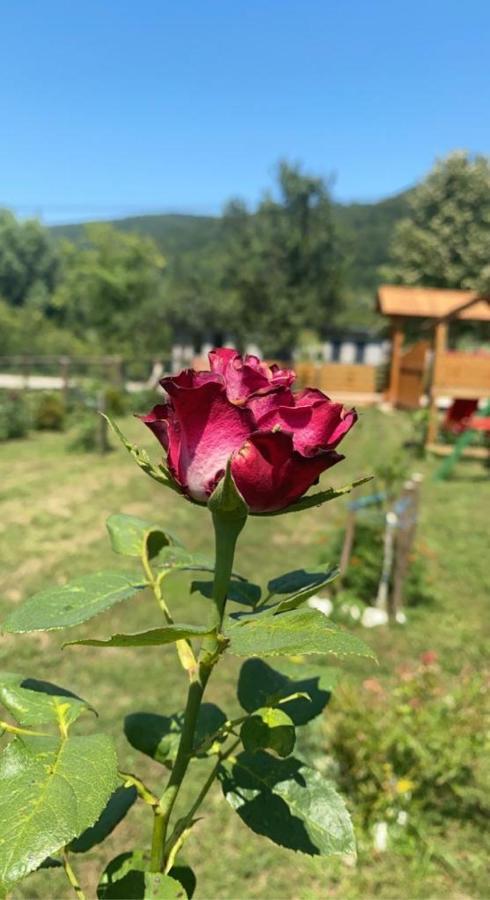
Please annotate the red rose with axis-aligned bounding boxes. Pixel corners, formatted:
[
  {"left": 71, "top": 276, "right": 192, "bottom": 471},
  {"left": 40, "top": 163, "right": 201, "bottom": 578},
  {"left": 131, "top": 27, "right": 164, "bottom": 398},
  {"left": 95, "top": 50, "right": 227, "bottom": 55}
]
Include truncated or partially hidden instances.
[{"left": 141, "top": 349, "right": 357, "bottom": 513}]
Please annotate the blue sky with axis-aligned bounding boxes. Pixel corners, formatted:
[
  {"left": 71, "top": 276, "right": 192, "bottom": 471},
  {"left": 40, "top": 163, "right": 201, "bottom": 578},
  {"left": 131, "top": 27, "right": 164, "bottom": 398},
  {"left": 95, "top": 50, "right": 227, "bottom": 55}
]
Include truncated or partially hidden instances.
[{"left": 1, "top": 0, "right": 489, "bottom": 223}]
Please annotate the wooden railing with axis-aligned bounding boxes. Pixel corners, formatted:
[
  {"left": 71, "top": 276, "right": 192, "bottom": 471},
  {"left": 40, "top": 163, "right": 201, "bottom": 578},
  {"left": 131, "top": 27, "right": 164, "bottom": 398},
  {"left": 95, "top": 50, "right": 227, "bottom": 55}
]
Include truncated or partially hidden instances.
[
  {"left": 294, "top": 362, "right": 378, "bottom": 395},
  {"left": 433, "top": 351, "right": 490, "bottom": 398}
]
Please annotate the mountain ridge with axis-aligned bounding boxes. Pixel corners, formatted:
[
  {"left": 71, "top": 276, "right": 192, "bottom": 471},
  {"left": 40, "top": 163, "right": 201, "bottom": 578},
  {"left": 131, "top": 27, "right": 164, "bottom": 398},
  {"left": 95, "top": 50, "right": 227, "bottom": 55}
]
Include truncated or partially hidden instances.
[{"left": 49, "top": 189, "right": 412, "bottom": 296}]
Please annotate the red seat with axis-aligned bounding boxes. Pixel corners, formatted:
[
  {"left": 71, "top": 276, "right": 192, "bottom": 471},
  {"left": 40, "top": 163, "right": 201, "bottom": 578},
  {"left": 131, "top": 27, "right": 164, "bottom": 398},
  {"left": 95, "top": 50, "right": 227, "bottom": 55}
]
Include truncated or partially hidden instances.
[
  {"left": 469, "top": 417, "right": 490, "bottom": 432},
  {"left": 444, "top": 399, "right": 479, "bottom": 434}
]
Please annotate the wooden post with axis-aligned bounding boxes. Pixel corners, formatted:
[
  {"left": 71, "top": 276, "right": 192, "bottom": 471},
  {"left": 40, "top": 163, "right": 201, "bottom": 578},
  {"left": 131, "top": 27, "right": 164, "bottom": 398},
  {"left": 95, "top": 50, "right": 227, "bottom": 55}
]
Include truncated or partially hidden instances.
[
  {"left": 111, "top": 356, "right": 124, "bottom": 388},
  {"left": 391, "top": 474, "right": 422, "bottom": 619},
  {"left": 22, "top": 354, "right": 30, "bottom": 390},
  {"left": 426, "top": 322, "right": 448, "bottom": 446},
  {"left": 339, "top": 509, "right": 357, "bottom": 578},
  {"left": 97, "top": 390, "right": 110, "bottom": 454},
  {"left": 59, "top": 356, "right": 70, "bottom": 406},
  {"left": 388, "top": 319, "right": 404, "bottom": 406},
  {"left": 376, "top": 511, "right": 397, "bottom": 612}
]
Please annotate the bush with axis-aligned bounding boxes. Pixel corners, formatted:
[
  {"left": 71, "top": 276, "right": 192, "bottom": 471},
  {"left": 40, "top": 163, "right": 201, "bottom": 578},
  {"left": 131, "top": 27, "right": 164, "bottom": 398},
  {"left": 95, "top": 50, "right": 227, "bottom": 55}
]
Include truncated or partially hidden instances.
[
  {"left": 0, "top": 391, "right": 30, "bottom": 441},
  {"left": 104, "top": 386, "right": 127, "bottom": 416},
  {"left": 128, "top": 387, "right": 162, "bottom": 415},
  {"left": 323, "top": 520, "right": 433, "bottom": 607},
  {"left": 67, "top": 413, "right": 111, "bottom": 454},
  {"left": 324, "top": 657, "right": 489, "bottom": 839},
  {"left": 34, "top": 393, "right": 66, "bottom": 431}
]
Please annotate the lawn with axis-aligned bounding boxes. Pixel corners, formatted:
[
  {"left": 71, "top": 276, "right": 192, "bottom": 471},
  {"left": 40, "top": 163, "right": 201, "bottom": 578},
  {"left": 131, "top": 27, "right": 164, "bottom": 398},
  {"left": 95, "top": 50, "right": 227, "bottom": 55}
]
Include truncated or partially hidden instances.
[{"left": 0, "top": 407, "right": 488, "bottom": 899}]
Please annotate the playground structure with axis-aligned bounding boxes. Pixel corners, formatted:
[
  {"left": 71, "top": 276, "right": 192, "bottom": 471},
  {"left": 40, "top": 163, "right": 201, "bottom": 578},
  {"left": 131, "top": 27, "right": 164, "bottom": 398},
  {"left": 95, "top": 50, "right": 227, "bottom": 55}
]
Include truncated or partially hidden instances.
[
  {"left": 338, "top": 475, "right": 423, "bottom": 625},
  {"left": 378, "top": 285, "right": 490, "bottom": 454},
  {"left": 434, "top": 400, "right": 490, "bottom": 479}
]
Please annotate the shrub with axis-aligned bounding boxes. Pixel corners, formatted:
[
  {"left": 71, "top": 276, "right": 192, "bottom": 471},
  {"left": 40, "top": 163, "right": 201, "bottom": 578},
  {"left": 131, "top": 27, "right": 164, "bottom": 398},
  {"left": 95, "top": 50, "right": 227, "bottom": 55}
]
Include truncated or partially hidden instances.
[
  {"left": 104, "top": 386, "right": 127, "bottom": 416},
  {"left": 67, "top": 413, "right": 111, "bottom": 453},
  {"left": 323, "top": 520, "right": 433, "bottom": 607},
  {"left": 129, "top": 387, "right": 162, "bottom": 415},
  {"left": 34, "top": 392, "right": 66, "bottom": 431},
  {"left": 323, "top": 657, "right": 489, "bottom": 839},
  {"left": 0, "top": 391, "right": 30, "bottom": 441}
]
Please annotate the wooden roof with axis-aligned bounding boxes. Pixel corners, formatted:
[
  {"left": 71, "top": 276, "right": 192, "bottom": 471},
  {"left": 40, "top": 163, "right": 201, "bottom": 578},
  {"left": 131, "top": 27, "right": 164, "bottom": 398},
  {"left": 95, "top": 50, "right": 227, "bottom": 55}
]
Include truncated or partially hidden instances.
[{"left": 377, "top": 285, "right": 490, "bottom": 322}]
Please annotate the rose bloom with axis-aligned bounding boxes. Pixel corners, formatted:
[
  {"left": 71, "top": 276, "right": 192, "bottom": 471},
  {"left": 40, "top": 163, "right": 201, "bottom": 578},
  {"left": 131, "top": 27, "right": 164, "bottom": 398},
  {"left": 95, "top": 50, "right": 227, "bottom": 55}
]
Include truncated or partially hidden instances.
[{"left": 141, "top": 348, "right": 357, "bottom": 513}]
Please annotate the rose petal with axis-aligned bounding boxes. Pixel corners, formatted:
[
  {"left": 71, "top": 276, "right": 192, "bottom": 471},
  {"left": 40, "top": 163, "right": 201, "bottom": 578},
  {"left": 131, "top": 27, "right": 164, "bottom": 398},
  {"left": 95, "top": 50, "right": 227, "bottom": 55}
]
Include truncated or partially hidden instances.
[
  {"left": 231, "top": 430, "right": 343, "bottom": 513},
  {"left": 161, "top": 368, "right": 221, "bottom": 391},
  {"left": 257, "top": 400, "right": 357, "bottom": 456},
  {"left": 246, "top": 387, "right": 294, "bottom": 423},
  {"left": 139, "top": 404, "right": 170, "bottom": 450},
  {"left": 208, "top": 348, "right": 296, "bottom": 404},
  {"left": 163, "top": 379, "right": 253, "bottom": 501},
  {"left": 208, "top": 347, "right": 239, "bottom": 374},
  {"left": 294, "top": 387, "right": 331, "bottom": 406}
]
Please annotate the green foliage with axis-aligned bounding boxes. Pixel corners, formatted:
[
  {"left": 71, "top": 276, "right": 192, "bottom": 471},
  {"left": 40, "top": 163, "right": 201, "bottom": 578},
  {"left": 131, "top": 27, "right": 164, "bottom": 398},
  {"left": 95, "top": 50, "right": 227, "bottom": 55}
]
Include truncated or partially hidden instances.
[
  {"left": 324, "top": 520, "right": 433, "bottom": 607},
  {"left": 128, "top": 388, "right": 165, "bottom": 415},
  {"left": 67, "top": 412, "right": 107, "bottom": 453},
  {"left": 192, "top": 578, "right": 261, "bottom": 607},
  {"left": 334, "top": 191, "right": 412, "bottom": 298},
  {"left": 65, "top": 623, "right": 212, "bottom": 649},
  {"left": 0, "top": 209, "right": 60, "bottom": 307},
  {"left": 0, "top": 733, "right": 117, "bottom": 889},
  {"left": 53, "top": 224, "right": 170, "bottom": 357},
  {"left": 0, "top": 391, "right": 30, "bottom": 441},
  {"left": 264, "top": 566, "right": 338, "bottom": 615},
  {"left": 221, "top": 162, "right": 342, "bottom": 356},
  {"left": 97, "top": 851, "right": 189, "bottom": 899},
  {"left": 106, "top": 513, "right": 173, "bottom": 560},
  {"left": 225, "top": 607, "right": 376, "bottom": 660},
  {"left": 0, "top": 673, "right": 92, "bottom": 727},
  {"left": 105, "top": 415, "right": 182, "bottom": 494},
  {"left": 237, "top": 658, "right": 337, "bottom": 726},
  {"left": 383, "top": 151, "right": 490, "bottom": 293},
  {"left": 69, "top": 787, "right": 137, "bottom": 853},
  {"left": 124, "top": 704, "right": 227, "bottom": 766},
  {"left": 34, "top": 391, "right": 65, "bottom": 431},
  {"left": 49, "top": 196, "right": 410, "bottom": 324},
  {"left": 0, "top": 409, "right": 486, "bottom": 899},
  {"left": 268, "top": 568, "right": 335, "bottom": 595},
  {"left": 0, "top": 677, "right": 118, "bottom": 890},
  {"left": 104, "top": 387, "right": 127, "bottom": 416},
  {"left": 325, "top": 659, "right": 490, "bottom": 837},
  {"left": 260, "top": 475, "right": 373, "bottom": 515},
  {"left": 372, "top": 451, "right": 409, "bottom": 499},
  {"left": 0, "top": 298, "right": 92, "bottom": 356},
  {"left": 219, "top": 751, "right": 355, "bottom": 857},
  {"left": 240, "top": 706, "right": 295, "bottom": 757},
  {"left": 0, "top": 434, "right": 375, "bottom": 896},
  {"left": 3, "top": 571, "right": 146, "bottom": 633}
]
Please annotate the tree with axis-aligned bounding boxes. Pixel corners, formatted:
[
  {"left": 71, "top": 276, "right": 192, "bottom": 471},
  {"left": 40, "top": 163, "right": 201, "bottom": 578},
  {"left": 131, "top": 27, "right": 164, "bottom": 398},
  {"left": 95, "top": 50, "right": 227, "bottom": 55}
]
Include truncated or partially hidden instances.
[
  {"left": 0, "top": 210, "right": 60, "bottom": 308},
  {"left": 53, "top": 224, "right": 170, "bottom": 357},
  {"left": 221, "top": 162, "right": 342, "bottom": 358},
  {"left": 162, "top": 250, "right": 236, "bottom": 351},
  {"left": 383, "top": 152, "right": 490, "bottom": 293}
]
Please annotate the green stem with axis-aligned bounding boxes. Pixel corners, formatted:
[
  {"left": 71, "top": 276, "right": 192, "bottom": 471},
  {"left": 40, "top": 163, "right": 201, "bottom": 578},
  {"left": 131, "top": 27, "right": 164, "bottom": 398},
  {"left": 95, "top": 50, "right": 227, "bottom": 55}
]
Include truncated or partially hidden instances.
[
  {"left": 149, "top": 507, "right": 245, "bottom": 873},
  {"left": 62, "top": 850, "right": 86, "bottom": 900},
  {"left": 164, "top": 737, "right": 241, "bottom": 862},
  {"left": 142, "top": 544, "right": 197, "bottom": 673}
]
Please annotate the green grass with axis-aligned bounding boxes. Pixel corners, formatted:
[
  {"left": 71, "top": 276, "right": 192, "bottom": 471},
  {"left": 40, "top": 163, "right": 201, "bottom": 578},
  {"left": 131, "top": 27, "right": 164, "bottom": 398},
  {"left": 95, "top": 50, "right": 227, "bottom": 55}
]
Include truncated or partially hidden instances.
[{"left": 0, "top": 408, "right": 488, "bottom": 899}]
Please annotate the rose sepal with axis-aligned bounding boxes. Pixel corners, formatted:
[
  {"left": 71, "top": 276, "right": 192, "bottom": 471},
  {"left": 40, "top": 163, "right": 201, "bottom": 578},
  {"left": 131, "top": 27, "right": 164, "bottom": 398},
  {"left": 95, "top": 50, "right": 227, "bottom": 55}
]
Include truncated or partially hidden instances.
[
  {"left": 204, "top": 460, "right": 248, "bottom": 631},
  {"left": 255, "top": 475, "right": 373, "bottom": 516},
  {"left": 103, "top": 415, "right": 185, "bottom": 497}
]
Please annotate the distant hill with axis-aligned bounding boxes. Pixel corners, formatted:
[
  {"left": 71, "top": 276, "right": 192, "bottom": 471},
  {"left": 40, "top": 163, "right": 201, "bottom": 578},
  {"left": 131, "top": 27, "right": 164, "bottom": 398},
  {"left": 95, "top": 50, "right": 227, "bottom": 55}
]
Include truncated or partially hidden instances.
[
  {"left": 51, "top": 213, "right": 222, "bottom": 256},
  {"left": 50, "top": 190, "right": 412, "bottom": 305},
  {"left": 333, "top": 191, "right": 411, "bottom": 294}
]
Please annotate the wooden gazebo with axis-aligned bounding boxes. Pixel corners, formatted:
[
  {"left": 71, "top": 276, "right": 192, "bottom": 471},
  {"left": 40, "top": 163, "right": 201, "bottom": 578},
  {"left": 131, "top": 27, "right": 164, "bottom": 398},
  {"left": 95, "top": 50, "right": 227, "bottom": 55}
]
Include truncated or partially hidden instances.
[{"left": 377, "top": 285, "right": 490, "bottom": 449}]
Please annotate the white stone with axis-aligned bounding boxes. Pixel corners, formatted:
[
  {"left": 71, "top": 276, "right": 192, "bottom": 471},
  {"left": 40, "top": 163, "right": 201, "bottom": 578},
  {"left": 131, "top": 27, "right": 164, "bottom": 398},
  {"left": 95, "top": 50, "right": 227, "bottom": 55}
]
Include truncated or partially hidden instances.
[
  {"left": 361, "top": 606, "right": 389, "bottom": 628},
  {"left": 307, "top": 596, "right": 333, "bottom": 616},
  {"left": 373, "top": 821, "right": 388, "bottom": 852}
]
